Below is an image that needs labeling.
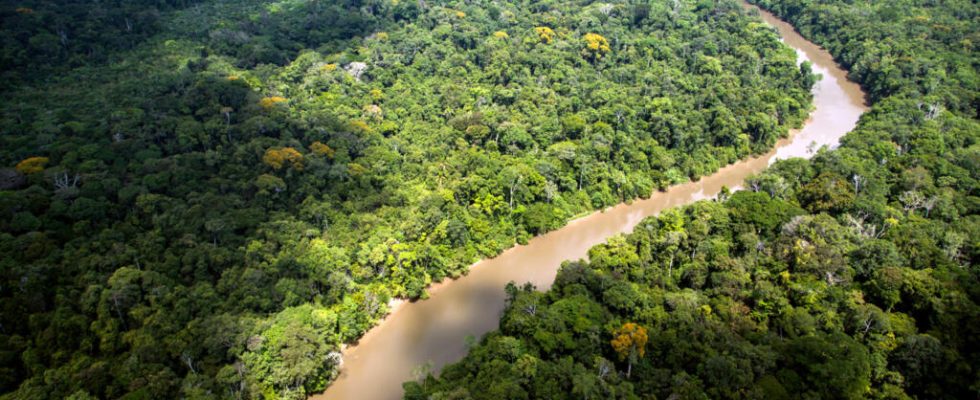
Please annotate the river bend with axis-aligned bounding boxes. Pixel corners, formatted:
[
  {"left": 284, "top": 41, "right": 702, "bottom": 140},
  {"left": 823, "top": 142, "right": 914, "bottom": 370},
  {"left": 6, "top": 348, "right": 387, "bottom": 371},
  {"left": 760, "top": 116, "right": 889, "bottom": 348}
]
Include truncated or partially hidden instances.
[{"left": 316, "top": 4, "right": 867, "bottom": 399}]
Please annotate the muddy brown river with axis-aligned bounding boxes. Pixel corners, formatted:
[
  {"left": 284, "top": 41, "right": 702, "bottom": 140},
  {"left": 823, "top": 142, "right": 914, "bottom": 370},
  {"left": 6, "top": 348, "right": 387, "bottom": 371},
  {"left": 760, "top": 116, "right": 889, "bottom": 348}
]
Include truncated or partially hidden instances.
[{"left": 316, "top": 3, "right": 867, "bottom": 399}]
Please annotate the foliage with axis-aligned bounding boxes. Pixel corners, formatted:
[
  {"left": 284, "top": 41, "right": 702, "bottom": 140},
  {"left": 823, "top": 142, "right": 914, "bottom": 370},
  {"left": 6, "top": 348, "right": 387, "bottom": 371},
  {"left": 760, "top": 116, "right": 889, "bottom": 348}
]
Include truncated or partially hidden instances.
[
  {"left": 416, "top": 175, "right": 975, "bottom": 398},
  {"left": 2, "top": 0, "right": 975, "bottom": 398},
  {"left": 610, "top": 322, "right": 646, "bottom": 378},
  {"left": 411, "top": 0, "right": 979, "bottom": 398},
  {"left": 259, "top": 96, "right": 288, "bottom": 110},
  {"left": 262, "top": 147, "right": 304, "bottom": 171},
  {"left": 310, "top": 141, "right": 335, "bottom": 158},
  {"left": 0, "top": 1, "right": 813, "bottom": 397},
  {"left": 582, "top": 33, "right": 611, "bottom": 61},
  {"left": 13, "top": 157, "right": 47, "bottom": 174},
  {"left": 533, "top": 27, "right": 555, "bottom": 44}
]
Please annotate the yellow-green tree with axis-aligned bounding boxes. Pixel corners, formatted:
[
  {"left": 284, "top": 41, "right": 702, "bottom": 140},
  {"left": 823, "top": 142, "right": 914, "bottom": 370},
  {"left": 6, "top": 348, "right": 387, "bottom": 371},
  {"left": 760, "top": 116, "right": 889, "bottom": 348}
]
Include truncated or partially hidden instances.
[
  {"left": 262, "top": 147, "right": 304, "bottom": 171},
  {"left": 611, "top": 322, "right": 647, "bottom": 378},
  {"left": 310, "top": 141, "right": 335, "bottom": 159},
  {"left": 582, "top": 33, "right": 611, "bottom": 61},
  {"left": 534, "top": 27, "right": 556, "bottom": 44},
  {"left": 259, "top": 96, "right": 287, "bottom": 110},
  {"left": 15, "top": 157, "right": 49, "bottom": 174}
]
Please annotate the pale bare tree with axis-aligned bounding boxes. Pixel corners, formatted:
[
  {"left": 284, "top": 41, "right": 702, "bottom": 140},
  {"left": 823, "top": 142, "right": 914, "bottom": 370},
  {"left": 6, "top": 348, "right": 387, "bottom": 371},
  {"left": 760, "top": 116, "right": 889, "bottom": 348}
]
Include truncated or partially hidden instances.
[
  {"left": 852, "top": 174, "right": 865, "bottom": 195},
  {"left": 899, "top": 190, "right": 925, "bottom": 214}
]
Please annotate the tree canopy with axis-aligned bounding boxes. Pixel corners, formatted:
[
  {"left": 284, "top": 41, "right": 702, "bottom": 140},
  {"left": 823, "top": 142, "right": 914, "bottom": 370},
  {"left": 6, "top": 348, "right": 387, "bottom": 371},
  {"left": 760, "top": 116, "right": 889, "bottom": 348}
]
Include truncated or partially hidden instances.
[
  {"left": 409, "top": 0, "right": 979, "bottom": 398},
  {"left": 0, "top": 0, "right": 817, "bottom": 398}
]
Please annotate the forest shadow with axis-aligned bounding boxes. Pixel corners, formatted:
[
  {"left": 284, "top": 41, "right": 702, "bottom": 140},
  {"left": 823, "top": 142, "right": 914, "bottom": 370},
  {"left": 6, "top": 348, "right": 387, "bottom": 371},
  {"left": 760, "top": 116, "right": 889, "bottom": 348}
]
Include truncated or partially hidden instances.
[{"left": 0, "top": 0, "right": 395, "bottom": 87}]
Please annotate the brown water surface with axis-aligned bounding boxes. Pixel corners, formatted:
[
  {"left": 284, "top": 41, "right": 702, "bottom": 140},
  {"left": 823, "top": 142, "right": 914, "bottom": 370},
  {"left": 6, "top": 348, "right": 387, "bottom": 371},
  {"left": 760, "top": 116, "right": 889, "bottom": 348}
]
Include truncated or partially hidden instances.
[{"left": 316, "top": 4, "right": 867, "bottom": 399}]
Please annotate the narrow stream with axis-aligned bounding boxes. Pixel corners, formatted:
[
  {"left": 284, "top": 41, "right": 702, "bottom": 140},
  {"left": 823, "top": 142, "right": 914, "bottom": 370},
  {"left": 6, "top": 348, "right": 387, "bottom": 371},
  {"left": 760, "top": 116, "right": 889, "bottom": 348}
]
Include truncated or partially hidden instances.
[{"left": 316, "top": 3, "right": 867, "bottom": 399}]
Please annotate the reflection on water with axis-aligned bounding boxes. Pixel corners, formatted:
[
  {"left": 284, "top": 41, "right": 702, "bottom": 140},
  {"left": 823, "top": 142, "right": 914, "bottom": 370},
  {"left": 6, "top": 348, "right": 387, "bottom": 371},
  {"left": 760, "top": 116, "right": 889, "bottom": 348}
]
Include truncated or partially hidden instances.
[{"left": 315, "top": 3, "right": 867, "bottom": 399}]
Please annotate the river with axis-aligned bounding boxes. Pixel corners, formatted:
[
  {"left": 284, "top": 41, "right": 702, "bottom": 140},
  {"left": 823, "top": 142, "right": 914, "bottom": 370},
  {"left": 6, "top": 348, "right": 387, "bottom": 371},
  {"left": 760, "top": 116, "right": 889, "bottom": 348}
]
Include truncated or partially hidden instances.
[{"left": 315, "top": 3, "right": 867, "bottom": 399}]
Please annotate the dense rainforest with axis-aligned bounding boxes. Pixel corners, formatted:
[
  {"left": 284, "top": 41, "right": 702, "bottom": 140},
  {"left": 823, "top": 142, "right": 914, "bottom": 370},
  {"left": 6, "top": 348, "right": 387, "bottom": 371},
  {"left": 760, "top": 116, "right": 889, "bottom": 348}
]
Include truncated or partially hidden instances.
[
  {"left": 0, "top": 0, "right": 819, "bottom": 398},
  {"left": 409, "top": 0, "right": 980, "bottom": 399}
]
